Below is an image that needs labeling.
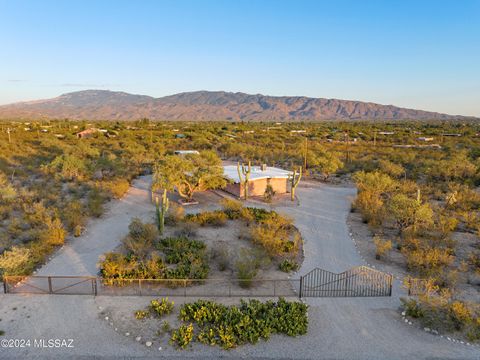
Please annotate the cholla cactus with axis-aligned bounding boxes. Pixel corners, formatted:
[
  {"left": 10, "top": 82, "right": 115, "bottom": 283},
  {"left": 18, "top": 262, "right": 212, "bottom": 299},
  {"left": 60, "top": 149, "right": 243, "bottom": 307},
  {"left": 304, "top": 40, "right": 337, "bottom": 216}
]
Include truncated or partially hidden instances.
[
  {"left": 290, "top": 167, "right": 302, "bottom": 201},
  {"left": 156, "top": 189, "right": 170, "bottom": 235},
  {"left": 237, "top": 161, "right": 251, "bottom": 199}
]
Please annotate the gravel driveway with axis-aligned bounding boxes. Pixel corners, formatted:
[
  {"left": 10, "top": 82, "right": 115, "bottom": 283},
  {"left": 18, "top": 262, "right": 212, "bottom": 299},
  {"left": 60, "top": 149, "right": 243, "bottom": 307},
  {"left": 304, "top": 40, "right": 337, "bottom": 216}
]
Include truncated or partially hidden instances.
[{"left": 0, "top": 177, "right": 478, "bottom": 359}]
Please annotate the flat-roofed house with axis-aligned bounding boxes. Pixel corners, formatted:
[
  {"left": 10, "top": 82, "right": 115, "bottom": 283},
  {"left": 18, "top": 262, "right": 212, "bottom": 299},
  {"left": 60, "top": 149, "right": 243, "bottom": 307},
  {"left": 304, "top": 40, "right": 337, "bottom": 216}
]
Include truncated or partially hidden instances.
[{"left": 223, "top": 164, "right": 292, "bottom": 197}]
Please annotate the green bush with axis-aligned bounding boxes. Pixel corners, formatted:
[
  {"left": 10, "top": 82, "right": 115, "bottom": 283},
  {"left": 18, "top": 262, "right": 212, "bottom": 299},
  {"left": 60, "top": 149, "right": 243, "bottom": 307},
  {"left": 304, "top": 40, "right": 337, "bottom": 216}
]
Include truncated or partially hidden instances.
[
  {"left": 170, "top": 323, "right": 194, "bottom": 349},
  {"left": 149, "top": 298, "right": 175, "bottom": 317},
  {"left": 279, "top": 259, "right": 299, "bottom": 273},
  {"left": 135, "top": 310, "right": 150, "bottom": 320},
  {"left": 179, "top": 298, "right": 308, "bottom": 349},
  {"left": 185, "top": 211, "right": 228, "bottom": 227},
  {"left": 0, "top": 246, "right": 33, "bottom": 275}
]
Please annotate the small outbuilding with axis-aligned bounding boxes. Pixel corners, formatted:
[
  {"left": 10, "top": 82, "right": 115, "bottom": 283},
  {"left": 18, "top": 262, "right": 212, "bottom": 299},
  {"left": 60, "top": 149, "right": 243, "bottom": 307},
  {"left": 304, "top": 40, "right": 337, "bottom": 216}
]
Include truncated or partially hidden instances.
[
  {"left": 76, "top": 128, "right": 99, "bottom": 139},
  {"left": 223, "top": 164, "right": 292, "bottom": 197}
]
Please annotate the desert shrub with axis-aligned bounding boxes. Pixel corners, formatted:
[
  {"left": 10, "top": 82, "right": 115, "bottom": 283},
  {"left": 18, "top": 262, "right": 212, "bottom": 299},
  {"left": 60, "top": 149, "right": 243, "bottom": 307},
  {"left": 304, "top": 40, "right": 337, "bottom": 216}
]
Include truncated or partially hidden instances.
[
  {"left": 388, "top": 193, "right": 434, "bottom": 236},
  {"left": 250, "top": 213, "right": 297, "bottom": 257},
  {"left": 434, "top": 212, "right": 458, "bottom": 239},
  {"left": 158, "top": 236, "right": 209, "bottom": 279},
  {"left": 179, "top": 298, "right": 308, "bottom": 349},
  {"left": 165, "top": 202, "right": 185, "bottom": 225},
  {"left": 170, "top": 323, "right": 194, "bottom": 349},
  {"left": 135, "top": 310, "right": 150, "bottom": 320},
  {"left": 122, "top": 218, "right": 158, "bottom": 260},
  {"left": 87, "top": 188, "right": 104, "bottom": 217},
  {"left": 220, "top": 198, "right": 243, "bottom": 219},
  {"left": 402, "top": 297, "right": 480, "bottom": 338},
  {"left": 40, "top": 216, "right": 66, "bottom": 246},
  {"left": 404, "top": 247, "right": 454, "bottom": 277},
  {"left": 373, "top": 236, "right": 392, "bottom": 260},
  {"left": 263, "top": 184, "right": 276, "bottom": 203},
  {"left": 353, "top": 191, "right": 385, "bottom": 226},
  {"left": 235, "top": 248, "right": 270, "bottom": 288},
  {"left": 401, "top": 298, "right": 424, "bottom": 318},
  {"left": 44, "top": 154, "right": 87, "bottom": 180},
  {"left": 0, "top": 246, "right": 33, "bottom": 275},
  {"left": 74, "top": 225, "right": 82, "bottom": 237},
  {"left": 212, "top": 242, "right": 230, "bottom": 271},
  {"left": 378, "top": 159, "right": 405, "bottom": 178},
  {"left": 185, "top": 210, "right": 227, "bottom": 227},
  {"left": 0, "top": 173, "right": 17, "bottom": 202},
  {"left": 104, "top": 178, "right": 130, "bottom": 199},
  {"left": 63, "top": 200, "right": 86, "bottom": 232},
  {"left": 279, "top": 259, "right": 299, "bottom": 273},
  {"left": 149, "top": 298, "right": 175, "bottom": 317},
  {"left": 173, "top": 222, "right": 198, "bottom": 238}
]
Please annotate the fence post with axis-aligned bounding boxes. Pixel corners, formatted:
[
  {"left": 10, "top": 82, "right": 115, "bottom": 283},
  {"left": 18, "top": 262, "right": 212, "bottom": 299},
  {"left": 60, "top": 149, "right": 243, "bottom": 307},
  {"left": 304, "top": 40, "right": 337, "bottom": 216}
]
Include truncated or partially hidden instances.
[
  {"left": 388, "top": 275, "right": 393, "bottom": 297},
  {"left": 94, "top": 278, "right": 98, "bottom": 296},
  {"left": 139, "top": 279, "right": 142, "bottom": 296},
  {"left": 48, "top": 276, "right": 53, "bottom": 294},
  {"left": 3, "top": 278, "right": 7, "bottom": 294},
  {"left": 299, "top": 276, "right": 303, "bottom": 298},
  {"left": 184, "top": 280, "right": 187, "bottom": 297}
]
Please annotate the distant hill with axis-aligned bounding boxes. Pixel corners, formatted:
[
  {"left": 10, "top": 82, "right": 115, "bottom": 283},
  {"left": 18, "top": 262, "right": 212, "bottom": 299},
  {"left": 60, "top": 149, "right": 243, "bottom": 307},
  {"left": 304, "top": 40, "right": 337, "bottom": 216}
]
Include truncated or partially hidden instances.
[{"left": 0, "top": 90, "right": 474, "bottom": 121}]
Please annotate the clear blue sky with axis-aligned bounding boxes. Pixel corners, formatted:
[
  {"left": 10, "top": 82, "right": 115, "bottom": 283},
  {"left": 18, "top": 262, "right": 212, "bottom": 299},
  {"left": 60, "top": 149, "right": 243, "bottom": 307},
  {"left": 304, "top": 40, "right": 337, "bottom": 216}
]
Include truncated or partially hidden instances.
[{"left": 1, "top": 0, "right": 479, "bottom": 116}]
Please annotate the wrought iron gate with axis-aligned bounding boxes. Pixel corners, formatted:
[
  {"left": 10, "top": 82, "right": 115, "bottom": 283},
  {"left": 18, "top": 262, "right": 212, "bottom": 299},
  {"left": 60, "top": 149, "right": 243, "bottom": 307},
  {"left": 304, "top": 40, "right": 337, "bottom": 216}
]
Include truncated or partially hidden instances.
[{"left": 299, "top": 266, "right": 392, "bottom": 297}]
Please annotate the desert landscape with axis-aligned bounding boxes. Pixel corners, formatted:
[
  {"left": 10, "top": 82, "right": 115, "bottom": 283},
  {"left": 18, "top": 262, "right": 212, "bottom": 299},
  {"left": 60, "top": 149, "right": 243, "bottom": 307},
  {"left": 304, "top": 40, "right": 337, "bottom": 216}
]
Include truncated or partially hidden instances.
[{"left": 1, "top": 1, "right": 479, "bottom": 359}]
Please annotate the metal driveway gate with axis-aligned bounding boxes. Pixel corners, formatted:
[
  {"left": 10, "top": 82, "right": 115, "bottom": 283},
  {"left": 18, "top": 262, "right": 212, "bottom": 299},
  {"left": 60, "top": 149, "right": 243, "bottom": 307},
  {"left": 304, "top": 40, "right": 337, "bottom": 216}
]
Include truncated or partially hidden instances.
[
  {"left": 299, "top": 266, "right": 392, "bottom": 297},
  {"left": 3, "top": 276, "right": 97, "bottom": 295}
]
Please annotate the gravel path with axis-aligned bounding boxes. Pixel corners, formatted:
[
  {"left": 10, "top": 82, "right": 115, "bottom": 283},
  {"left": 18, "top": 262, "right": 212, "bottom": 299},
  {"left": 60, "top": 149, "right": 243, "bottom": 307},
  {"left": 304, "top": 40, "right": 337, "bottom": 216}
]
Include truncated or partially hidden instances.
[{"left": 0, "top": 177, "right": 478, "bottom": 359}]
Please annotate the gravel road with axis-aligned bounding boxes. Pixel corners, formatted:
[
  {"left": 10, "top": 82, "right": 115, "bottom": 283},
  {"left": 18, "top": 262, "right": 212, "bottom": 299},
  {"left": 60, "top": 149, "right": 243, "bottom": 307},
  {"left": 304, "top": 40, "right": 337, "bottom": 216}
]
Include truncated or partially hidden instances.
[{"left": 0, "top": 177, "right": 478, "bottom": 359}]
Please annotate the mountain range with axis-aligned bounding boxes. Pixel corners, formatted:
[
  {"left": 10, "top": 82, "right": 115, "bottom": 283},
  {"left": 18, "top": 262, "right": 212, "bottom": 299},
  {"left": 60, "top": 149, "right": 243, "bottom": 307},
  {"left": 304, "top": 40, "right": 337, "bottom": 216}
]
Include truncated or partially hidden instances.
[{"left": 0, "top": 90, "right": 474, "bottom": 121}]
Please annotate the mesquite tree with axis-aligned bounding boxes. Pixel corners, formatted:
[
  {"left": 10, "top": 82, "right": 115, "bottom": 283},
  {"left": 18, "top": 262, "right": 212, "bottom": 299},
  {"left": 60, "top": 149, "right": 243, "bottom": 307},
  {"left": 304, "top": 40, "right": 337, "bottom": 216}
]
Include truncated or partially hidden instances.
[{"left": 153, "top": 151, "right": 226, "bottom": 203}]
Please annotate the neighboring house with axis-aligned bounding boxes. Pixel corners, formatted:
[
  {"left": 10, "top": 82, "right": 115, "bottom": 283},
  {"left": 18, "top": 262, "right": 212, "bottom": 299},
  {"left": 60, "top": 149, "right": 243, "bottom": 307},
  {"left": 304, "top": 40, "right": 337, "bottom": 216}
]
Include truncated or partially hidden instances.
[
  {"left": 223, "top": 164, "right": 292, "bottom": 197},
  {"left": 378, "top": 131, "right": 395, "bottom": 135},
  {"left": 174, "top": 150, "right": 200, "bottom": 155},
  {"left": 175, "top": 133, "right": 186, "bottom": 139},
  {"left": 417, "top": 137, "right": 434, "bottom": 142},
  {"left": 76, "top": 128, "right": 99, "bottom": 139}
]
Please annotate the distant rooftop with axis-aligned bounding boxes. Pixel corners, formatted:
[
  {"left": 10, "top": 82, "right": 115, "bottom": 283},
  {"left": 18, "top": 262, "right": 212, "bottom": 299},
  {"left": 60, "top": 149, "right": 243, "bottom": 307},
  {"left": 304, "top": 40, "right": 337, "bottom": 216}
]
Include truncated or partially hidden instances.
[{"left": 223, "top": 165, "right": 292, "bottom": 183}]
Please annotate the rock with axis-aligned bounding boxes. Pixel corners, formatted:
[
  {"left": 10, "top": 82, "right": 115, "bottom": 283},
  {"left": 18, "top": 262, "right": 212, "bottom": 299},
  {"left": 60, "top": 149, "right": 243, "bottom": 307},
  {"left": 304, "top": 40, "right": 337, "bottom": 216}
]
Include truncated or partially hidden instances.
[
  {"left": 424, "top": 327, "right": 430, "bottom": 332},
  {"left": 408, "top": 321, "right": 412, "bottom": 325},
  {"left": 136, "top": 336, "right": 141, "bottom": 342},
  {"left": 404, "top": 319, "right": 409, "bottom": 323},
  {"left": 93, "top": 170, "right": 103, "bottom": 180},
  {"left": 145, "top": 341, "right": 152, "bottom": 347},
  {"left": 158, "top": 347, "right": 162, "bottom": 351},
  {"left": 125, "top": 332, "right": 130, "bottom": 336},
  {"left": 401, "top": 311, "right": 406, "bottom": 316},
  {"left": 105, "top": 316, "right": 109, "bottom": 320}
]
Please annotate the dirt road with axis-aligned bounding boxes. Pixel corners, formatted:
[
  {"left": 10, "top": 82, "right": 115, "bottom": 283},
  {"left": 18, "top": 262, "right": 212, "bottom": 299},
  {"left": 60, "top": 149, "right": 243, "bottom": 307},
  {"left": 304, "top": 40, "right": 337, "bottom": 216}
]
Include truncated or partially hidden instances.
[{"left": 0, "top": 177, "right": 478, "bottom": 359}]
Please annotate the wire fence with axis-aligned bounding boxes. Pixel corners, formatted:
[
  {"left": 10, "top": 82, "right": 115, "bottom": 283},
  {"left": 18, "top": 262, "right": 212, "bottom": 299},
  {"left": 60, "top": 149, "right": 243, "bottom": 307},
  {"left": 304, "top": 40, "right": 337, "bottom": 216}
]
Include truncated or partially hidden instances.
[
  {"left": 3, "top": 265, "right": 393, "bottom": 298},
  {"left": 3, "top": 276, "right": 300, "bottom": 298}
]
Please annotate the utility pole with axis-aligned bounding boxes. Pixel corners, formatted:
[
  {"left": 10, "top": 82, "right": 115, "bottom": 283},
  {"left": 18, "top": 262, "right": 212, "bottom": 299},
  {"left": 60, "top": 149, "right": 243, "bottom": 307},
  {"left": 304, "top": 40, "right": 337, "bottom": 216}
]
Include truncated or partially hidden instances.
[
  {"left": 303, "top": 137, "right": 308, "bottom": 173},
  {"left": 345, "top": 131, "right": 350, "bottom": 163}
]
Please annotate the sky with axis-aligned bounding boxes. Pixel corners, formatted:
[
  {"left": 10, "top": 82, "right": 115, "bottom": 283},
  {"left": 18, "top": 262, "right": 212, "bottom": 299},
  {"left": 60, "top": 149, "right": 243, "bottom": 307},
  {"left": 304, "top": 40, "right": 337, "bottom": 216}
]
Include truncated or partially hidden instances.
[{"left": 0, "top": 0, "right": 479, "bottom": 116}]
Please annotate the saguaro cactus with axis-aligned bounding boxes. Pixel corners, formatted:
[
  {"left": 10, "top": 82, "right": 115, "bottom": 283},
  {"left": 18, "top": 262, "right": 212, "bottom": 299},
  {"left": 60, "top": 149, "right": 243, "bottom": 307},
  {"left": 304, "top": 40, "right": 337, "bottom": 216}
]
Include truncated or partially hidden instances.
[
  {"left": 155, "top": 189, "right": 170, "bottom": 235},
  {"left": 237, "top": 161, "right": 251, "bottom": 199},
  {"left": 290, "top": 167, "right": 302, "bottom": 201}
]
